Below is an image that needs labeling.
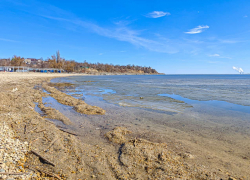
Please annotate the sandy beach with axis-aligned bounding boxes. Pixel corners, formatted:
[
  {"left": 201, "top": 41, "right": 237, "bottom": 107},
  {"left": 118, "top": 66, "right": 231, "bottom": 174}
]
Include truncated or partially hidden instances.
[{"left": 0, "top": 72, "right": 247, "bottom": 179}]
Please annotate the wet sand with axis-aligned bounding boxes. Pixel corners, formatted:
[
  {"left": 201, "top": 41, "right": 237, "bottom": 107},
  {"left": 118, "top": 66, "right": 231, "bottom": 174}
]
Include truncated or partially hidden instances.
[{"left": 0, "top": 72, "right": 247, "bottom": 179}]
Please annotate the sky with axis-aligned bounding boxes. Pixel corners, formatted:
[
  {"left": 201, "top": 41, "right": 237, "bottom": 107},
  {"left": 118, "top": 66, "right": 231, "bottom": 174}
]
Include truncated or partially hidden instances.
[{"left": 0, "top": 0, "right": 250, "bottom": 74}]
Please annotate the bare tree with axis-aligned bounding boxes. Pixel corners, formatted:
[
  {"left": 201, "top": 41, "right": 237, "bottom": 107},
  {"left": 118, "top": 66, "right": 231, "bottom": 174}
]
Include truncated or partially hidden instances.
[
  {"left": 3, "top": 53, "right": 159, "bottom": 74},
  {"left": 11, "top": 55, "right": 25, "bottom": 66},
  {"left": 56, "top": 50, "right": 60, "bottom": 63},
  {"left": 0, "top": 58, "right": 11, "bottom": 66}
]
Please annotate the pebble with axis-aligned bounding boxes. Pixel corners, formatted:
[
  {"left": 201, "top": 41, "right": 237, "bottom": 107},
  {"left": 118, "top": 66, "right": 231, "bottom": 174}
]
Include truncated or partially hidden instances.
[{"left": 0, "top": 122, "right": 33, "bottom": 180}]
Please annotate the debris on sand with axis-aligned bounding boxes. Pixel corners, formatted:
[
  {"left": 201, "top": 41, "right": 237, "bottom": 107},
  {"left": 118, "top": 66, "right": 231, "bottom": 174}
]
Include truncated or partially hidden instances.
[
  {"left": 38, "top": 103, "right": 72, "bottom": 125},
  {"left": 0, "top": 74, "right": 241, "bottom": 180},
  {"left": 105, "top": 127, "right": 219, "bottom": 180},
  {"left": 48, "top": 82, "right": 75, "bottom": 88},
  {"left": 105, "top": 127, "right": 132, "bottom": 144}
]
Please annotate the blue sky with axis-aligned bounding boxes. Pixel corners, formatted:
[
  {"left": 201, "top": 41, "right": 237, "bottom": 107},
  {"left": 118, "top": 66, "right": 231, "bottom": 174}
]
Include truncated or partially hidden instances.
[{"left": 0, "top": 0, "right": 249, "bottom": 74}]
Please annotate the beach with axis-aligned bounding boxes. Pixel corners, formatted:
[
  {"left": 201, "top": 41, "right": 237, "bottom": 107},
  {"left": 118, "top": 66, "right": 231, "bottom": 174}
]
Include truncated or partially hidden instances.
[{"left": 0, "top": 73, "right": 248, "bottom": 179}]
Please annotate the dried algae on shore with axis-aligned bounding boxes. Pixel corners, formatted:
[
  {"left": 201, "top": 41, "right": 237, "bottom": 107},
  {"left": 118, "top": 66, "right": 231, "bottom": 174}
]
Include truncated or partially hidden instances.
[
  {"left": 105, "top": 127, "right": 220, "bottom": 180},
  {"left": 42, "top": 83, "right": 106, "bottom": 115},
  {"left": 38, "top": 103, "right": 72, "bottom": 125},
  {"left": 0, "top": 73, "right": 242, "bottom": 179}
]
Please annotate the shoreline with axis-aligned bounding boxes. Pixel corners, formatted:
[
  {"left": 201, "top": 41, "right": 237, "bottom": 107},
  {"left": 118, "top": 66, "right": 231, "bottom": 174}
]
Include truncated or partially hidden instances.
[{"left": 0, "top": 72, "right": 245, "bottom": 179}]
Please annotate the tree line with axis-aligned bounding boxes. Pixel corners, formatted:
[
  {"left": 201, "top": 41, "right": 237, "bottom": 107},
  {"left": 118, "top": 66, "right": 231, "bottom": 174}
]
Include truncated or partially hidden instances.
[{"left": 0, "top": 52, "right": 159, "bottom": 74}]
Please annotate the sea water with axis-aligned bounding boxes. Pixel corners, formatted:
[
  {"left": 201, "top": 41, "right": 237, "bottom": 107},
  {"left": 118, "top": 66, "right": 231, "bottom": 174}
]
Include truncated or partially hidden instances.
[
  {"left": 52, "top": 74, "right": 250, "bottom": 112},
  {"left": 49, "top": 74, "right": 250, "bottom": 141},
  {"left": 47, "top": 74, "right": 250, "bottom": 139},
  {"left": 41, "top": 74, "right": 250, "bottom": 176}
]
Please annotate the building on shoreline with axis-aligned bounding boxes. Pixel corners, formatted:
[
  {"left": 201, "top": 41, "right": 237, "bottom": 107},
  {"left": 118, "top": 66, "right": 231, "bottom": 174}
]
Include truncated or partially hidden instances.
[{"left": 0, "top": 66, "right": 63, "bottom": 73}]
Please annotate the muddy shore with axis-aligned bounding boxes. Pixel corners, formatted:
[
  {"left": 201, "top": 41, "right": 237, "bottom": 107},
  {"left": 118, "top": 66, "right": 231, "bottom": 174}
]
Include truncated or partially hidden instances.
[{"left": 0, "top": 72, "right": 245, "bottom": 179}]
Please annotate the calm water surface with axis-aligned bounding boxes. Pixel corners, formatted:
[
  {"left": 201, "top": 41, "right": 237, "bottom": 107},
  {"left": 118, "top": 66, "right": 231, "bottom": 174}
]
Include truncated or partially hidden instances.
[
  {"left": 52, "top": 74, "right": 250, "bottom": 113},
  {"left": 47, "top": 74, "right": 250, "bottom": 140},
  {"left": 42, "top": 75, "right": 250, "bottom": 176}
]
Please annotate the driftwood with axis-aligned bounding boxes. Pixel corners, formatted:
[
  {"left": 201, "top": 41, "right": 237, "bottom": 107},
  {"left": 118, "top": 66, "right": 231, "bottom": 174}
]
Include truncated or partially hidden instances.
[
  {"left": 59, "top": 128, "right": 78, "bottom": 136},
  {"left": 27, "top": 127, "right": 37, "bottom": 134},
  {"left": 36, "top": 129, "right": 46, "bottom": 133},
  {"left": 30, "top": 150, "right": 55, "bottom": 167},
  {"left": 24, "top": 125, "right": 27, "bottom": 134}
]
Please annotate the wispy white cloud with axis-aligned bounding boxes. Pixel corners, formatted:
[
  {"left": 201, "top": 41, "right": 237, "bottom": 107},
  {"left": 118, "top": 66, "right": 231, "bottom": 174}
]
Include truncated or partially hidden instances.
[
  {"left": 99, "top": 53, "right": 103, "bottom": 55},
  {"left": 185, "top": 25, "right": 209, "bottom": 34},
  {"left": 207, "top": 60, "right": 223, "bottom": 64},
  {"left": 42, "top": 15, "right": 178, "bottom": 53},
  {"left": 244, "top": 15, "right": 248, "bottom": 18},
  {"left": 199, "top": 59, "right": 224, "bottom": 64},
  {"left": 113, "top": 20, "right": 132, "bottom": 26},
  {"left": 209, "top": 54, "right": 220, "bottom": 57},
  {"left": 39, "top": 15, "right": 69, "bottom": 22},
  {"left": 8, "top": 1, "right": 243, "bottom": 57},
  {"left": 208, "top": 53, "right": 231, "bottom": 59},
  {"left": 0, "top": 38, "right": 19, "bottom": 43},
  {"left": 146, "top": 11, "right": 170, "bottom": 18}
]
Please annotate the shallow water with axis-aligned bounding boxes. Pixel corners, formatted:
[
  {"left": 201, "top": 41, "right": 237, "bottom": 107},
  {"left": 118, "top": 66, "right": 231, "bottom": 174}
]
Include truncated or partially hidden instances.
[
  {"left": 41, "top": 75, "right": 250, "bottom": 176},
  {"left": 159, "top": 93, "right": 250, "bottom": 114},
  {"left": 51, "top": 74, "right": 250, "bottom": 111},
  {"left": 47, "top": 75, "right": 250, "bottom": 135}
]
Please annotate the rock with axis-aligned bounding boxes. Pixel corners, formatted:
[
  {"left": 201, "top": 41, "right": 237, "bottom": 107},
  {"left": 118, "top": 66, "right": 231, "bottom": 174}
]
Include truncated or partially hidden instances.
[{"left": 11, "top": 88, "right": 18, "bottom": 92}]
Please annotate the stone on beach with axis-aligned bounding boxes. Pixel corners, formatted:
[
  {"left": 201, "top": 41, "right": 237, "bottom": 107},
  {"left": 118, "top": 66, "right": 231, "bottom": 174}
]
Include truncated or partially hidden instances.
[{"left": 0, "top": 123, "right": 32, "bottom": 180}]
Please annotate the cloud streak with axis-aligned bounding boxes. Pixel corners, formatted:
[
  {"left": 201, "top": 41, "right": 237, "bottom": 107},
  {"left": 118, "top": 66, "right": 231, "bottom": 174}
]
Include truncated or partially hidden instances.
[
  {"left": 0, "top": 38, "right": 19, "bottom": 43},
  {"left": 146, "top": 11, "right": 170, "bottom": 18},
  {"left": 208, "top": 53, "right": 231, "bottom": 59},
  {"left": 209, "top": 54, "right": 220, "bottom": 57},
  {"left": 41, "top": 14, "right": 178, "bottom": 53},
  {"left": 185, "top": 25, "right": 209, "bottom": 34},
  {"left": 9, "top": 1, "right": 241, "bottom": 57}
]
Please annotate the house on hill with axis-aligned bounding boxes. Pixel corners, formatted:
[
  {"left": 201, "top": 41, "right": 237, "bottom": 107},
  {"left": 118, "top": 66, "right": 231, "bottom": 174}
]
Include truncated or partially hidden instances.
[{"left": 24, "top": 58, "right": 42, "bottom": 65}]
